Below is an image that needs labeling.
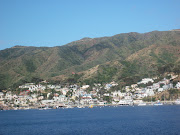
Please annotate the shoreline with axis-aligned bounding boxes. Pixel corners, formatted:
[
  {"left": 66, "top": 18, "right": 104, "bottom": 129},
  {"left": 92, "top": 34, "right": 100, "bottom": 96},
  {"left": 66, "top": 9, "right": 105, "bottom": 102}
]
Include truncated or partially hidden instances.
[{"left": 1, "top": 101, "right": 179, "bottom": 111}]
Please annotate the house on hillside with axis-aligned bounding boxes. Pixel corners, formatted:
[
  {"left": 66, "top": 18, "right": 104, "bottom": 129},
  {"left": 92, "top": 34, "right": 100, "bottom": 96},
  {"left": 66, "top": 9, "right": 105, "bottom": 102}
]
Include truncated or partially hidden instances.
[
  {"left": 112, "top": 91, "right": 121, "bottom": 97},
  {"left": 0, "top": 92, "right": 4, "bottom": 101},
  {"left": 152, "top": 83, "right": 160, "bottom": 90},
  {"left": 81, "top": 85, "right": 90, "bottom": 90},
  {"left": 14, "top": 96, "right": 28, "bottom": 106},
  {"left": 118, "top": 96, "right": 133, "bottom": 105},
  {"left": 5, "top": 92, "right": 13, "bottom": 101},
  {"left": 145, "top": 88, "right": 155, "bottom": 96},
  {"left": 175, "top": 82, "right": 180, "bottom": 89},
  {"left": 41, "top": 100, "right": 54, "bottom": 105},
  {"left": 163, "top": 83, "right": 173, "bottom": 90},
  {"left": 158, "top": 88, "right": 164, "bottom": 92},
  {"left": 138, "top": 78, "right": 154, "bottom": 84},
  {"left": 53, "top": 95, "right": 67, "bottom": 102},
  {"left": 104, "top": 84, "right": 112, "bottom": 90},
  {"left": 113, "top": 97, "right": 120, "bottom": 102},
  {"left": 0, "top": 92, "right": 4, "bottom": 105}
]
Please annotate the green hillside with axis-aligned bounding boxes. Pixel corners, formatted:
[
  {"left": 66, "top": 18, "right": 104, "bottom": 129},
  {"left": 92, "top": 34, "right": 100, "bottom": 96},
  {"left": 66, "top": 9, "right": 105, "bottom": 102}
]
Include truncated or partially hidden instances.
[{"left": 0, "top": 30, "right": 180, "bottom": 90}]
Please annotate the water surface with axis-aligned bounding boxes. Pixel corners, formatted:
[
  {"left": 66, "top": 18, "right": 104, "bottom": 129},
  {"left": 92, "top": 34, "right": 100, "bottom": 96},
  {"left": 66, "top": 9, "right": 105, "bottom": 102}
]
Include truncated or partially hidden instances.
[{"left": 0, "top": 106, "right": 180, "bottom": 135}]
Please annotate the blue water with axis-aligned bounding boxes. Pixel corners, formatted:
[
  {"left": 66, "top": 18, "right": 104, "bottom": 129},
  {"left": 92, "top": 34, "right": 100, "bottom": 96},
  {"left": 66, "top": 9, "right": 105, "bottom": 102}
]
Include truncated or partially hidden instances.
[{"left": 0, "top": 106, "right": 180, "bottom": 135}]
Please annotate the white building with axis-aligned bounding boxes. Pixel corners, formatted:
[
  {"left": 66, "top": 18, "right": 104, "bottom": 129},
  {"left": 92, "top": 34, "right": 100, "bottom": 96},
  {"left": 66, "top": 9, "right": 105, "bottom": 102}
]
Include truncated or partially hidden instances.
[
  {"left": 47, "top": 85, "right": 56, "bottom": 89},
  {"left": 112, "top": 91, "right": 121, "bottom": 97},
  {"left": 158, "top": 88, "right": 164, "bottom": 92},
  {"left": 5, "top": 92, "right": 13, "bottom": 100},
  {"left": 0, "top": 92, "right": 4, "bottom": 101},
  {"left": 138, "top": 78, "right": 154, "bottom": 84},
  {"left": 104, "top": 84, "right": 112, "bottom": 90},
  {"left": 175, "top": 82, "right": 180, "bottom": 89},
  {"left": 145, "top": 89, "right": 155, "bottom": 96},
  {"left": 163, "top": 84, "right": 173, "bottom": 90},
  {"left": 61, "top": 88, "right": 69, "bottom": 95},
  {"left": 81, "top": 85, "right": 90, "bottom": 89},
  {"left": 104, "top": 93, "right": 110, "bottom": 96},
  {"left": 41, "top": 100, "right": 54, "bottom": 105},
  {"left": 152, "top": 83, "right": 160, "bottom": 90},
  {"left": 53, "top": 95, "right": 67, "bottom": 102}
]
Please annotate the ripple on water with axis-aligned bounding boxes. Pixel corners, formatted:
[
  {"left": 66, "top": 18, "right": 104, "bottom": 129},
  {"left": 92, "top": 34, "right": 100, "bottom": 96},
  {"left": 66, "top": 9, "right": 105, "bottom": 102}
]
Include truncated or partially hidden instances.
[{"left": 0, "top": 106, "right": 180, "bottom": 135}]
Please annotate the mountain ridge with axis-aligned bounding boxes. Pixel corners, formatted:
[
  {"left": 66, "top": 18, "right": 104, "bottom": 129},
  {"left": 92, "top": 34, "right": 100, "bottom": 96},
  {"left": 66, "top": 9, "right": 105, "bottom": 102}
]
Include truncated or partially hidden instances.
[{"left": 0, "top": 30, "right": 180, "bottom": 90}]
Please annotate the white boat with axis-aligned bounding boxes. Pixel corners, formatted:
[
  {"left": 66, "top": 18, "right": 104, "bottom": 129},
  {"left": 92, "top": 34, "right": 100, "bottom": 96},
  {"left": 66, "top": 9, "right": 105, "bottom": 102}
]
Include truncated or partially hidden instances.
[
  {"left": 77, "top": 105, "right": 85, "bottom": 108},
  {"left": 44, "top": 106, "right": 52, "bottom": 109},
  {"left": 138, "top": 103, "right": 147, "bottom": 106},
  {"left": 24, "top": 107, "right": 30, "bottom": 110},
  {"left": 14, "top": 107, "right": 18, "bottom": 110},
  {"left": 66, "top": 105, "right": 74, "bottom": 108},
  {"left": 154, "top": 102, "right": 163, "bottom": 106}
]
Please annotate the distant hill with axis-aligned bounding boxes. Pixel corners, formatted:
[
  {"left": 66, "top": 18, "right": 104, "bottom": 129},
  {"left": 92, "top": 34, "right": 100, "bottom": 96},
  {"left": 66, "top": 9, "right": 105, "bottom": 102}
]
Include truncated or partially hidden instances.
[{"left": 0, "top": 30, "right": 180, "bottom": 89}]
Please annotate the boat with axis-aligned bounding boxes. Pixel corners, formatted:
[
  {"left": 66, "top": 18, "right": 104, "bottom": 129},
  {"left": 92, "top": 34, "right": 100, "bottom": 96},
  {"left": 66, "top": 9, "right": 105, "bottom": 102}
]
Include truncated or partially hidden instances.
[
  {"left": 138, "top": 103, "right": 147, "bottom": 106},
  {"left": 154, "top": 102, "right": 163, "bottom": 106},
  {"left": 14, "top": 107, "right": 18, "bottom": 110},
  {"left": 149, "top": 103, "right": 154, "bottom": 106},
  {"left": 24, "top": 107, "right": 30, "bottom": 110},
  {"left": 66, "top": 105, "right": 74, "bottom": 108},
  {"left": 77, "top": 105, "right": 85, "bottom": 108}
]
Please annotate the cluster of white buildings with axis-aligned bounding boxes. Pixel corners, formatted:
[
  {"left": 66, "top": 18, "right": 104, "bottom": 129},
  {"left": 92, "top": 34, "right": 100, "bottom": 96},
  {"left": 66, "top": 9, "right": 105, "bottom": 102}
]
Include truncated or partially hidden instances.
[
  {"left": 0, "top": 76, "right": 180, "bottom": 109},
  {"left": 110, "top": 77, "right": 179, "bottom": 105},
  {"left": 19, "top": 83, "right": 46, "bottom": 92}
]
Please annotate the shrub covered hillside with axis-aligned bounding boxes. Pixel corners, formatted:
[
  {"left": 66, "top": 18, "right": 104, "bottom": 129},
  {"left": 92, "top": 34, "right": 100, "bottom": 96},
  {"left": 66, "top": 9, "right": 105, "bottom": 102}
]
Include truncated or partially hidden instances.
[{"left": 0, "top": 30, "right": 180, "bottom": 90}]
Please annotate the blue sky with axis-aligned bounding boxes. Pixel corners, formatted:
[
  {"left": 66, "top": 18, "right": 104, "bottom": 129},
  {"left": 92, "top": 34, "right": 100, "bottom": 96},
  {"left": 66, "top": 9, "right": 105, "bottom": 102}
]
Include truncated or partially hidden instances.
[{"left": 0, "top": 0, "right": 180, "bottom": 50}]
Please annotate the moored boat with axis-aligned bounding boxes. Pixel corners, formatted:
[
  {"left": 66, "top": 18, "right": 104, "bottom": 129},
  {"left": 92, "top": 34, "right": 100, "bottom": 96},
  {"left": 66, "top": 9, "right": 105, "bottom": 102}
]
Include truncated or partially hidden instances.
[
  {"left": 77, "top": 105, "right": 84, "bottom": 108},
  {"left": 154, "top": 102, "right": 163, "bottom": 106},
  {"left": 138, "top": 103, "right": 147, "bottom": 106}
]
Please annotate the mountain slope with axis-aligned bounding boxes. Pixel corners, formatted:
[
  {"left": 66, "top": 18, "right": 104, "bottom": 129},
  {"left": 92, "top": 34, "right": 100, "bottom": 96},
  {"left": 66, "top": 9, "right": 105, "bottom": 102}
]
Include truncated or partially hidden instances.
[{"left": 0, "top": 30, "right": 180, "bottom": 89}]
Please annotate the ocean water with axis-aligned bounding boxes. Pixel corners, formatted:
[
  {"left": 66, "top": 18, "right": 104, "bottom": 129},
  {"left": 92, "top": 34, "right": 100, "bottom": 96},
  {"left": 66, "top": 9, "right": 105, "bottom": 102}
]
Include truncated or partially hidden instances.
[{"left": 0, "top": 106, "right": 180, "bottom": 135}]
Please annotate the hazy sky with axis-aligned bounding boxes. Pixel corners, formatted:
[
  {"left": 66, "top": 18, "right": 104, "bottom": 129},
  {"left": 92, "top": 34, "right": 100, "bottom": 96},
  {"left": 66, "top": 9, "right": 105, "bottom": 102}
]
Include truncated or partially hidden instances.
[{"left": 0, "top": 0, "right": 180, "bottom": 50}]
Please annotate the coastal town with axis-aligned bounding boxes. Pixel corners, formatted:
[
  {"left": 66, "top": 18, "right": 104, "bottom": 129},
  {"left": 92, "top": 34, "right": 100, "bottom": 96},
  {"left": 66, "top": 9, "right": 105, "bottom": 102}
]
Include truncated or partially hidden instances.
[{"left": 0, "top": 74, "right": 180, "bottom": 110}]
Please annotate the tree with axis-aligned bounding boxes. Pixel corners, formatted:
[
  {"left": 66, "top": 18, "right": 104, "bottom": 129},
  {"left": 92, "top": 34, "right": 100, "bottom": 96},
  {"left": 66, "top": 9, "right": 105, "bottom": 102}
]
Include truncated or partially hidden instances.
[
  {"left": 103, "top": 96, "right": 112, "bottom": 103},
  {"left": 66, "top": 91, "right": 72, "bottom": 97},
  {"left": 48, "top": 94, "right": 53, "bottom": 100},
  {"left": 0, "top": 74, "right": 9, "bottom": 90},
  {"left": 142, "top": 96, "right": 155, "bottom": 102}
]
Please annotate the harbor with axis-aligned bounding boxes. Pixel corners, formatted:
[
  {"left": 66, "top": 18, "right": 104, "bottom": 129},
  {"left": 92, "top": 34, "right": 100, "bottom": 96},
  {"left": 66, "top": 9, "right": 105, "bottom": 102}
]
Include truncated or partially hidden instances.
[{"left": 1, "top": 100, "right": 180, "bottom": 110}]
